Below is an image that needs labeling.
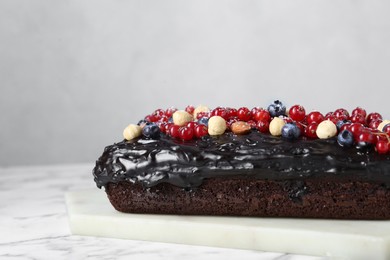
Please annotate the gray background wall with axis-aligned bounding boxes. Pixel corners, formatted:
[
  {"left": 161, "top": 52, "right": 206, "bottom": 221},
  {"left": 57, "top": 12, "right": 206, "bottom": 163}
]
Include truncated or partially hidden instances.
[{"left": 1, "top": 0, "right": 389, "bottom": 166}]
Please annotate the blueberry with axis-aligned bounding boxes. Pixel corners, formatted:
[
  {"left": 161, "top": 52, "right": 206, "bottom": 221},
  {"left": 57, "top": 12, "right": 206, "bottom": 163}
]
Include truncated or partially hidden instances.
[
  {"left": 198, "top": 117, "right": 209, "bottom": 126},
  {"left": 142, "top": 123, "right": 160, "bottom": 139},
  {"left": 267, "top": 100, "right": 286, "bottom": 117},
  {"left": 336, "top": 120, "right": 350, "bottom": 131},
  {"left": 137, "top": 119, "right": 148, "bottom": 126},
  {"left": 168, "top": 117, "right": 174, "bottom": 123},
  {"left": 281, "top": 123, "right": 301, "bottom": 140},
  {"left": 337, "top": 130, "right": 354, "bottom": 147}
]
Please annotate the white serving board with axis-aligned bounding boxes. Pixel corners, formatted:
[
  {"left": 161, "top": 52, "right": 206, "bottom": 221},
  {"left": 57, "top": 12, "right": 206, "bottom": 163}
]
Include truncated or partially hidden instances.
[{"left": 65, "top": 190, "right": 390, "bottom": 259}]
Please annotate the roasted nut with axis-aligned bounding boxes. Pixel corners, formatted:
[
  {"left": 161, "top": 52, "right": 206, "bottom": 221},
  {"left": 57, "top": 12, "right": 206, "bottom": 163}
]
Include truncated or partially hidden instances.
[
  {"left": 231, "top": 121, "right": 251, "bottom": 135},
  {"left": 123, "top": 124, "right": 142, "bottom": 140},
  {"left": 172, "top": 110, "right": 193, "bottom": 126},
  {"left": 193, "top": 105, "right": 210, "bottom": 118},
  {"left": 316, "top": 120, "right": 337, "bottom": 139},
  {"left": 269, "top": 117, "right": 286, "bottom": 136},
  {"left": 208, "top": 116, "right": 227, "bottom": 135}
]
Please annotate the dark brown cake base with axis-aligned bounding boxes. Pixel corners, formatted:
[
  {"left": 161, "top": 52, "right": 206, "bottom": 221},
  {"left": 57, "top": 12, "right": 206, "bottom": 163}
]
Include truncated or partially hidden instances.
[{"left": 106, "top": 177, "right": 390, "bottom": 220}]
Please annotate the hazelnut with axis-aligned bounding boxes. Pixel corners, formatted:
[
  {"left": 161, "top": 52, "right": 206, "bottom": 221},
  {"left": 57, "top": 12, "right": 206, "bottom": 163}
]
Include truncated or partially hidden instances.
[
  {"left": 316, "top": 120, "right": 337, "bottom": 139},
  {"left": 231, "top": 121, "right": 251, "bottom": 135},
  {"left": 208, "top": 116, "right": 227, "bottom": 135},
  {"left": 269, "top": 117, "right": 286, "bottom": 136},
  {"left": 123, "top": 124, "right": 142, "bottom": 141},
  {"left": 193, "top": 105, "right": 210, "bottom": 118},
  {"left": 172, "top": 110, "right": 193, "bottom": 126}
]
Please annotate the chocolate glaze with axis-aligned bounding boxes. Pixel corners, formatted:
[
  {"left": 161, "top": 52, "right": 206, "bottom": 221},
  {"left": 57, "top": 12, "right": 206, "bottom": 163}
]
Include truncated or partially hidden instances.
[{"left": 93, "top": 131, "right": 390, "bottom": 189}]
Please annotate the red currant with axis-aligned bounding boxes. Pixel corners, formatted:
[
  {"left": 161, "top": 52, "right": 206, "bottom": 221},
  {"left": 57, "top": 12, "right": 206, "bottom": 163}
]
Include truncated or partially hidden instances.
[
  {"left": 253, "top": 109, "right": 271, "bottom": 122},
  {"left": 196, "top": 111, "right": 210, "bottom": 120},
  {"left": 366, "top": 112, "right": 382, "bottom": 125},
  {"left": 165, "top": 107, "right": 178, "bottom": 117},
  {"left": 369, "top": 120, "right": 382, "bottom": 130},
  {"left": 247, "top": 120, "right": 257, "bottom": 129},
  {"left": 256, "top": 120, "right": 269, "bottom": 133},
  {"left": 237, "top": 107, "right": 251, "bottom": 121},
  {"left": 350, "top": 114, "right": 366, "bottom": 125},
  {"left": 304, "top": 123, "right": 318, "bottom": 138},
  {"left": 306, "top": 111, "right": 324, "bottom": 125},
  {"left": 340, "top": 123, "right": 351, "bottom": 132},
  {"left": 250, "top": 107, "right": 261, "bottom": 119},
  {"left": 357, "top": 131, "right": 376, "bottom": 146},
  {"left": 289, "top": 105, "right": 306, "bottom": 122},
  {"left": 349, "top": 123, "right": 365, "bottom": 139},
  {"left": 352, "top": 107, "right": 367, "bottom": 118},
  {"left": 226, "top": 108, "right": 237, "bottom": 119},
  {"left": 159, "top": 116, "right": 169, "bottom": 123},
  {"left": 179, "top": 126, "right": 194, "bottom": 141},
  {"left": 325, "top": 114, "right": 338, "bottom": 124},
  {"left": 211, "top": 107, "right": 228, "bottom": 120},
  {"left": 153, "top": 109, "right": 165, "bottom": 118},
  {"left": 145, "top": 114, "right": 158, "bottom": 122},
  {"left": 194, "top": 125, "right": 208, "bottom": 138},
  {"left": 186, "top": 121, "right": 198, "bottom": 130},
  {"left": 333, "top": 108, "right": 350, "bottom": 120},
  {"left": 376, "top": 140, "right": 390, "bottom": 154},
  {"left": 185, "top": 105, "right": 195, "bottom": 115},
  {"left": 169, "top": 125, "right": 180, "bottom": 138},
  {"left": 164, "top": 123, "right": 174, "bottom": 134}
]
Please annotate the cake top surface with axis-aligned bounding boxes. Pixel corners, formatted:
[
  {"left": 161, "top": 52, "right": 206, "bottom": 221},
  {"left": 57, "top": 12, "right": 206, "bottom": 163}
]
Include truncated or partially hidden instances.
[{"left": 93, "top": 101, "right": 390, "bottom": 189}]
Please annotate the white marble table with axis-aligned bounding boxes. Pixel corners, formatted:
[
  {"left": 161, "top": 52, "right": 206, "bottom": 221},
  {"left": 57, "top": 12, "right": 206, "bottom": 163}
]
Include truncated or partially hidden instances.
[{"left": 0, "top": 164, "right": 325, "bottom": 260}]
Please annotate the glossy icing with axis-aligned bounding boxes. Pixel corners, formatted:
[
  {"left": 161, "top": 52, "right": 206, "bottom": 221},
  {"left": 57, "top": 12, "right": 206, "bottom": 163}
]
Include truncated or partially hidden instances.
[{"left": 93, "top": 131, "right": 390, "bottom": 189}]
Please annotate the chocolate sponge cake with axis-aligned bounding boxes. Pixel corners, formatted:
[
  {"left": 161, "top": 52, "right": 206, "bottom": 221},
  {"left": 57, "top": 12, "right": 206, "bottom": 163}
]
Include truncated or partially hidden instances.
[{"left": 93, "top": 102, "right": 390, "bottom": 219}]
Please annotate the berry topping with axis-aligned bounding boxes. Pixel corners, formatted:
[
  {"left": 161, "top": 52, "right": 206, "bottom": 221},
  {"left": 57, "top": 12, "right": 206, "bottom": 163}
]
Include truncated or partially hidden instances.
[
  {"left": 376, "top": 140, "right": 390, "bottom": 154},
  {"left": 253, "top": 109, "right": 271, "bottom": 122},
  {"left": 179, "top": 126, "right": 194, "bottom": 141},
  {"left": 352, "top": 107, "right": 367, "bottom": 118},
  {"left": 211, "top": 107, "right": 229, "bottom": 120},
  {"left": 168, "top": 125, "right": 180, "bottom": 138},
  {"left": 366, "top": 112, "right": 382, "bottom": 125},
  {"left": 356, "top": 131, "right": 376, "bottom": 148},
  {"left": 198, "top": 117, "right": 209, "bottom": 126},
  {"left": 194, "top": 125, "right": 208, "bottom": 138},
  {"left": 267, "top": 100, "right": 286, "bottom": 117},
  {"left": 281, "top": 123, "right": 301, "bottom": 140},
  {"left": 256, "top": 120, "right": 270, "bottom": 133},
  {"left": 306, "top": 111, "right": 325, "bottom": 125},
  {"left": 350, "top": 113, "right": 366, "bottom": 125},
  {"left": 126, "top": 101, "right": 390, "bottom": 154},
  {"left": 165, "top": 107, "right": 178, "bottom": 118},
  {"left": 142, "top": 123, "right": 160, "bottom": 139},
  {"left": 185, "top": 105, "right": 195, "bottom": 115},
  {"left": 333, "top": 108, "right": 350, "bottom": 121},
  {"left": 336, "top": 120, "right": 350, "bottom": 131},
  {"left": 237, "top": 107, "right": 251, "bottom": 121},
  {"left": 337, "top": 130, "right": 354, "bottom": 148},
  {"left": 289, "top": 105, "right": 306, "bottom": 122},
  {"left": 304, "top": 123, "right": 318, "bottom": 139}
]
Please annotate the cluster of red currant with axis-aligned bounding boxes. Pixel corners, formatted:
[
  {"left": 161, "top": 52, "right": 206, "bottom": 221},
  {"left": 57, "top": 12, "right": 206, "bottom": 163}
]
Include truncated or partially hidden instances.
[{"left": 141, "top": 103, "right": 390, "bottom": 154}]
